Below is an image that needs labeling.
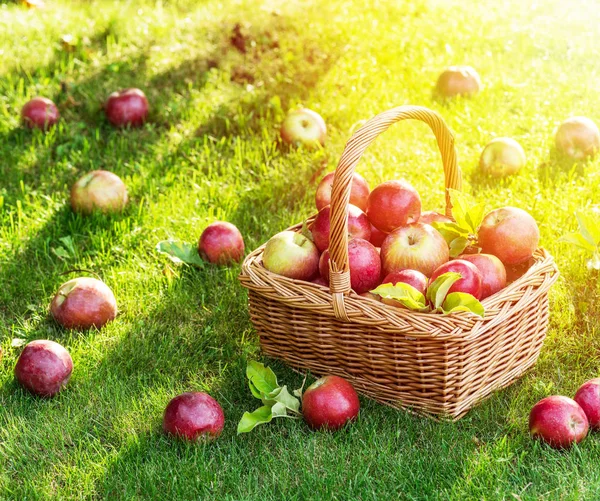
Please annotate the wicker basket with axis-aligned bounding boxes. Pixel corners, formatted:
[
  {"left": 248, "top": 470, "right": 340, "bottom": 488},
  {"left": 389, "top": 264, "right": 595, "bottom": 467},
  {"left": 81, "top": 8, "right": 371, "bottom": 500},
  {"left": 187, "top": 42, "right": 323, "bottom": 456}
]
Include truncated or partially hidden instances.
[{"left": 239, "top": 105, "right": 558, "bottom": 420}]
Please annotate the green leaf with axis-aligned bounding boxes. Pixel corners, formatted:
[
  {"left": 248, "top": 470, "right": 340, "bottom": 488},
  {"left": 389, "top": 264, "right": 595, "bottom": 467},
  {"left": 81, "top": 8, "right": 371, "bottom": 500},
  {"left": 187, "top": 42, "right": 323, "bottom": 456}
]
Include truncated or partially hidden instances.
[
  {"left": 431, "top": 221, "right": 469, "bottom": 244},
  {"left": 576, "top": 212, "right": 600, "bottom": 247},
  {"left": 237, "top": 406, "right": 274, "bottom": 434},
  {"left": 155, "top": 240, "right": 205, "bottom": 267},
  {"left": 293, "top": 374, "right": 307, "bottom": 399},
  {"left": 448, "top": 189, "right": 486, "bottom": 234},
  {"left": 263, "top": 385, "right": 301, "bottom": 413},
  {"left": 449, "top": 237, "right": 469, "bottom": 258},
  {"left": 559, "top": 232, "right": 597, "bottom": 253},
  {"left": 426, "top": 272, "right": 462, "bottom": 310},
  {"left": 246, "top": 361, "right": 279, "bottom": 395},
  {"left": 370, "top": 283, "right": 429, "bottom": 312},
  {"left": 442, "top": 292, "right": 485, "bottom": 317},
  {"left": 270, "top": 401, "right": 288, "bottom": 418},
  {"left": 248, "top": 380, "right": 263, "bottom": 399}
]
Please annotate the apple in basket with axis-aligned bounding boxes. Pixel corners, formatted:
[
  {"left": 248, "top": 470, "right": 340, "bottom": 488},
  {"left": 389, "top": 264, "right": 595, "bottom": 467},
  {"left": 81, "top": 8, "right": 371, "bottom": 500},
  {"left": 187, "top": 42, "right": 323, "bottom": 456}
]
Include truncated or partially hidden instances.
[
  {"left": 280, "top": 108, "right": 326, "bottom": 148},
  {"left": 457, "top": 253, "right": 506, "bottom": 299},
  {"left": 380, "top": 270, "right": 428, "bottom": 308},
  {"left": 366, "top": 180, "right": 421, "bottom": 233},
  {"left": 529, "top": 396, "right": 588, "bottom": 449},
  {"left": 478, "top": 207, "right": 539, "bottom": 265},
  {"left": 315, "top": 172, "right": 370, "bottom": 212},
  {"left": 198, "top": 221, "right": 245, "bottom": 265},
  {"left": 479, "top": 137, "right": 526, "bottom": 178},
  {"left": 302, "top": 375, "right": 360, "bottom": 430},
  {"left": 70, "top": 170, "right": 128, "bottom": 214},
  {"left": 310, "top": 204, "right": 371, "bottom": 253},
  {"left": 15, "top": 340, "right": 73, "bottom": 397},
  {"left": 319, "top": 238, "right": 381, "bottom": 294},
  {"left": 105, "top": 88, "right": 149, "bottom": 127},
  {"left": 380, "top": 223, "right": 449, "bottom": 277},
  {"left": 163, "top": 392, "right": 225, "bottom": 441},
  {"left": 369, "top": 223, "right": 388, "bottom": 247},
  {"left": 419, "top": 211, "right": 452, "bottom": 225},
  {"left": 429, "top": 259, "right": 483, "bottom": 300},
  {"left": 263, "top": 231, "right": 319, "bottom": 281},
  {"left": 21, "top": 97, "right": 59, "bottom": 129},
  {"left": 574, "top": 378, "right": 600, "bottom": 430},
  {"left": 435, "top": 66, "right": 482, "bottom": 98},
  {"left": 555, "top": 116, "right": 600, "bottom": 160}
]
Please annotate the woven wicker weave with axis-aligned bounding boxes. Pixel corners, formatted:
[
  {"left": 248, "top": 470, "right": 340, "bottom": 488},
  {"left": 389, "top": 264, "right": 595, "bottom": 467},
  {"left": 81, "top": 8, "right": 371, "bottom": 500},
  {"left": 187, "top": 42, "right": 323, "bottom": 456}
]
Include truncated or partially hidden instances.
[{"left": 239, "top": 105, "right": 558, "bottom": 420}]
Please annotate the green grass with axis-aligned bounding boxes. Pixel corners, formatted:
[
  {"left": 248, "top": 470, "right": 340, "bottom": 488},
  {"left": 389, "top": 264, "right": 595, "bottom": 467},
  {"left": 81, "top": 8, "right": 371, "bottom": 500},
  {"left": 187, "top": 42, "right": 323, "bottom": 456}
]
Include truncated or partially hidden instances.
[{"left": 1, "top": 0, "right": 600, "bottom": 498}]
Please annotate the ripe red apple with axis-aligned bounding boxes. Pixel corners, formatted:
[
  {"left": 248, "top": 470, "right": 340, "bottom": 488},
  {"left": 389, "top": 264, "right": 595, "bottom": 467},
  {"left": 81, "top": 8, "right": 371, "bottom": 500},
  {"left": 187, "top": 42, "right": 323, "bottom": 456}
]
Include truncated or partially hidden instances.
[
  {"left": 458, "top": 253, "right": 507, "bottom": 299},
  {"left": 302, "top": 375, "right": 360, "bottom": 430},
  {"left": 369, "top": 224, "right": 388, "bottom": 247},
  {"left": 198, "top": 221, "right": 245, "bottom": 265},
  {"left": 419, "top": 211, "right": 452, "bottom": 225},
  {"left": 478, "top": 207, "right": 540, "bottom": 265},
  {"left": 105, "top": 88, "right": 149, "bottom": 127},
  {"left": 479, "top": 137, "right": 526, "bottom": 177},
  {"left": 380, "top": 269, "right": 428, "bottom": 308},
  {"left": 163, "top": 392, "right": 225, "bottom": 441},
  {"left": 310, "top": 204, "right": 371, "bottom": 253},
  {"left": 555, "top": 116, "right": 600, "bottom": 160},
  {"left": 21, "top": 97, "right": 59, "bottom": 129},
  {"left": 319, "top": 238, "right": 381, "bottom": 294},
  {"left": 70, "top": 170, "right": 128, "bottom": 214},
  {"left": 429, "top": 259, "right": 483, "bottom": 300},
  {"left": 50, "top": 277, "right": 117, "bottom": 330},
  {"left": 311, "top": 276, "right": 329, "bottom": 287},
  {"left": 366, "top": 180, "right": 421, "bottom": 233},
  {"left": 435, "top": 66, "right": 481, "bottom": 98},
  {"left": 280, "top": 108, "right": 326, "bottom": 148},
  {"left": 263, "top": 231, "right": 319, "bottom": 281},
  {"left": 574, "top": 378, "right": 600, "bottom": 430},
  {"left": 380, "top": 223, "right": 448, "bottom": 277},
  {"left": 315, "top": 172, "right": 370, "bottom": 212},
  {"left": 15, "top": 340, "right": 73, "bottom": 397},
  {"left": 529, "top": 396, "right": 589, "bottom": 449}
]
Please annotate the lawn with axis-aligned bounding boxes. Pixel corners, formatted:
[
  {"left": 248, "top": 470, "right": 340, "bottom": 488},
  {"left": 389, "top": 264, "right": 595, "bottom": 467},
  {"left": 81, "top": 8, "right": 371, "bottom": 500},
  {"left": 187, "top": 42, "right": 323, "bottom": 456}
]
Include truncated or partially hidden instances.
[{"left": 1, "top": 0, "right": 600, "bottom": 499}]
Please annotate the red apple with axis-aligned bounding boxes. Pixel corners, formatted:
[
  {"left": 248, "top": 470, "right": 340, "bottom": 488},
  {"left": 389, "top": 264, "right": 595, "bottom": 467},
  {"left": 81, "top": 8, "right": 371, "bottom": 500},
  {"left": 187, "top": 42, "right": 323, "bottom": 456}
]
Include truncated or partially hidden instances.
[
  {"left": 429, "top": 259, "right": 483, "bottom": 300},
  {"left": 366, "top": 180, "right": 421, "bottom": 233},
  {"left": 529, "top": 396, "right": 589, "bottom": 449},
  {"left": 310, "top": 204, "right": 371, "bottom": 253},
  {"left": 478, "top": 207, "right": 540, "bottom": 265},
  {"left": 555, "top": 116, "right": 600, "bottom": 160},
  {"left": 315, "top": 172, "right": 370, "bottom": 212},
  {"left": 419, "top": 211, "right": 452, "bottom": 225},
  {"left": 280, "top": 108, "right": 326, "bottom": 148},
  {"left": 311, "top": 276, "right": 329, "bottom": 287},
  {"left": 302, "top": 375, "right": 359, "bottom": 430},
  {"left": 15, "top": 340, "right": 73, "bottom": 397},
  {"left": 105, "top": 88, "right": 149, "bottom": 127},
  {"left": 70, "top": 170, "right": 128, "bottom": 214},
  {"left": 479, "top": 137, "right": 526, "bottom": 178},
  {"left": 435, "top": 66, "right": 481, "bottom": 98},
  {"left": 21, "top": 97, "right": 59, "bottom": 129},
  {"left": 319, "top": 238, "right": 381, "bottom": 294},
  {"left": 574, "top": 378, "right": 600, "bottom": 430},
  {"left": 163, "top": 392, "right": 224, "bottom": 441},
  {"left": 382, "top": 270, "right": 428, "bottom": 295},
  {"left": 381, "top": 223, "right": 448, "bottom": 277},
  {"left": 458, "top": 253, "right": 507, "bottom": 299},
  {"left": 369, "top": 224, "right": 388, "bottom": 247},
  {"left": 50, "top": 277, "right": 117, "bottom": 330},
  {"left": 198, "top": 221, "right": 245, "bottom": 265},
  {"left": 263, "top": 231, "right": 319, "bottom": 281}
]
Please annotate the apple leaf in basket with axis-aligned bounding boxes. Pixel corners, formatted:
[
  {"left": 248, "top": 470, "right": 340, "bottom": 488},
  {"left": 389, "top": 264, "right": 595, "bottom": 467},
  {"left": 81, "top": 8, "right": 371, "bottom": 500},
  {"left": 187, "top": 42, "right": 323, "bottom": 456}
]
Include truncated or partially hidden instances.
[
  {"left": 426, "top": 272, "right": 462, "bottom": 310},
  {"left": 449, "top": 236, "right": 470, "bottom": 258},
  {"left": 442, "top": 292, "right": 485, "bottom": 317},
  {"left": 448, "top": 189, "right": 486, "bottom": 234},
  {"left": 155, "top": 240, "right": 205, "bottom": 267},
  {"left": 370, "top": 283, "right": 429, "bottom": 312}
]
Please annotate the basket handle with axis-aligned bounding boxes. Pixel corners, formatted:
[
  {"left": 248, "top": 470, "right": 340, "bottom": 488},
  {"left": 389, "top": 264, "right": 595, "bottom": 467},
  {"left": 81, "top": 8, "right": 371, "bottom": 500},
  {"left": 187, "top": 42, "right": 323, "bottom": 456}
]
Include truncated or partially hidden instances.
[{"left": 328, "top": 105, "right": 462, "bottom": 320}]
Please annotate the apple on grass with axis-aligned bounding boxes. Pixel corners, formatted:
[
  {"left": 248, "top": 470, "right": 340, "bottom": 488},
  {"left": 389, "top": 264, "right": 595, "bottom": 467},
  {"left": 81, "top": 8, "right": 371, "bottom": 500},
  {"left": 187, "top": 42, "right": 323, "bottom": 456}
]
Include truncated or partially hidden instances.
[
  {"left": 163, "top": 392, "right": 224, "bottom": 441},
  {"left": 429, "top": 259, "right": 483, "bottom": 300},
  {"left": 479, "top": 137, "right": 526, "bottom": 178},
  {"left": 22, "top": 97, "right": 59, "bottom": 129},
  {"left": 105, "top": 88, "right": 149, "bottom": 127},
  {"left": 478, "top": 207, "right": 539, "bottom": 265},
  {"left": 70, "top": 170, "right": 128, "bottom": 214},
  {"left": 280, "top": 108, "right": 326, "bottom": 148},
  {"left": 529, "top": 396, "right": 589, "bottom": 449},
  {"left": 50, "top": 277, "right": 117, "bottom": 330},
  {"left": 380, "top": 223, "right": 449, "bottom": 278},
  {"left": 198, "top": 221, "right": 245, "bottom": 265},
  {"left": 574, "top": 378, "right": 600, "bottom": 429},
  {"left": 316, "top": 172, "right": 370, "bottom": 212},
  {"left": 310, "top": 204, "right": 371, "bottom": 253},
  {"left": 366, "top": 180, "right": 421, "bottom": 233},
  {"left": 435, "top": 66, "right": 481, "bottom": 98},
  {"left": 555, "top": 116, "right": 600, "bottom": 160},
  {"left": 263, "top": 231, "right": 319, "bottom": 281},
  {"left": 302, "top": 375, "right": 359, "bottom": 430},
  {"left": 15, "top": 340, "right": 73, "bottom": 397},
  {"left": 457, "top": 253, "right": 506, "bottom": 299}
]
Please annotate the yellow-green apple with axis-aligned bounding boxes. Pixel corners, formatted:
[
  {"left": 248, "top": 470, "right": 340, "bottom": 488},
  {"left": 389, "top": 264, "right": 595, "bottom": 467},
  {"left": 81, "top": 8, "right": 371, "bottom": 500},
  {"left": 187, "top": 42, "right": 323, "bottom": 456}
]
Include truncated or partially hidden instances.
[
  {"left": 478, "top": 207, "right": 539, "bottom": 265},
  {"left": 163, "top": 392, "right": 224, "bottom": 441},
  {"left": 369, "top": 223, "right": 388, "bottom": 247},
  {"left": 315, "top": 172, "right": 370, "bottom": 211},
  {"left": 302, "top": 375, "right": 359, "bottom": 430},
  {"left": 22, "top": 97, "right": 59, "bottom": 129},
  {"left": 381, "top": 223, "right": 448, "bottom": 277},
  {"left": 280, "top": 108, "right": 326, "bottom": 148},
  {"left": 319, "top": 238, "right": 381, "bottom": 294},
  {"left": 574, "top": 379, "right": 600, "bottom": 430},
  {"left": 198, "top": 221, "right": 245, "bottom": 265},
  {"left": 380, "top": 269, "right": 428, "bottom": 308},
  {"left": 70, "top": 170, "right": 128, "bottom": 214},
  {"left": 50, "top": 277, "right": 117, "bottom": 330},
  {"left": 435, "top": 66, "right": 481, "bottom": 98},
  {"left": 263, "top": 231, "right": 319, "bottom": 280},
  {"left": 310, "top": 204, "right": 371, "bottom": 253},
  {"left": 419, "top": 211, "right": 452, "bottom": 225},
  {"left": 14, "top": 340, "right": 73, "bottom": 397},
  {"left": 529, "top": 396, "right": 589, "bottom": 449},
  {"left": 555, "top": 116, "right": 600, "bottom": 159},
  {"left": 105, "top": 88, "right": 149, "bottom": 127},
  {"left": 458, "top": 253, "right": 506, "bottom": 299},
  {"left": 366, "top": 180, "right": 421, "bottom": 233},
  {"left": 479, "top": 137, "right": 526, "bottom": 177},
  {"left": 429, "top": 259, "right": 483, "bottom": 300}
]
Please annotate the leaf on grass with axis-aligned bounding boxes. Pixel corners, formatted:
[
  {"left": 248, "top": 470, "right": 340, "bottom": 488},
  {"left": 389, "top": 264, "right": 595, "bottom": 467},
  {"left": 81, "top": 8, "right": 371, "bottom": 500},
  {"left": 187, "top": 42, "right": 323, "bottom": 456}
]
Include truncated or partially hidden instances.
[
  {"left": 371, "top": 283, "right": 429, "bottom": 312},
  {"left": 426, "top": 272, "right": 462, "bottom": 310},
  {"left": 442, "top": 292, "right": 485, "bottom": 317},
  {"left": 237, "top": 406, "right": 274, "bottom": 434},
  {"left": 560, "top": 232, "right": 597, "bottom": 253},
  {"left": 268, "top": 385, "right": 301, "bottom": 413},
  {"left": 155, "top": 240, "right": 205, "bottom": 267},
  {"left": 449, "top": 237, "right": 470, "bottom": 258},
  {"left": 576, "top": 211, "right": 600, "bottom": 247},
  {"left": 246, "top": 361, "right": 279, "bottom": 395}
]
